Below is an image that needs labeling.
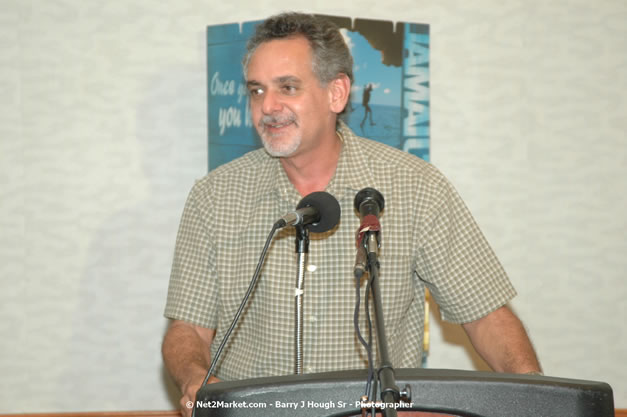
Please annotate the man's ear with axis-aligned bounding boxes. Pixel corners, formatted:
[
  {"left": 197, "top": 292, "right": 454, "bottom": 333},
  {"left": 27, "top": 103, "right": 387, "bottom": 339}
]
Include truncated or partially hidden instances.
[{"left": 328, "top": 74, "right": 351, "bottom": 114}]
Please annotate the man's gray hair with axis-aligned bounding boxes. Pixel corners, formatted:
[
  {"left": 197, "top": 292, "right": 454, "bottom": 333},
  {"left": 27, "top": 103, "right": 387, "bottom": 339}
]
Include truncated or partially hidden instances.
[{"left": 242, "top": 12, "right": 354, "bottom": 86}]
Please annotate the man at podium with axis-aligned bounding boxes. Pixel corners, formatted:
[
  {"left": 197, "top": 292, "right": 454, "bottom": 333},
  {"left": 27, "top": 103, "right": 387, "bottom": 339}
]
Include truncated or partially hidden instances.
[{"left": 162, "top": 12, "right": 542, "bottom": 417}]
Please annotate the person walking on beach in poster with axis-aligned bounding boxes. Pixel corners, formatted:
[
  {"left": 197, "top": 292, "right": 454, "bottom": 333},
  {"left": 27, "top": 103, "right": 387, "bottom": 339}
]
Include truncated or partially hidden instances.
[{"left": 360, "top": 83, "right": 376, "bottom": 130}]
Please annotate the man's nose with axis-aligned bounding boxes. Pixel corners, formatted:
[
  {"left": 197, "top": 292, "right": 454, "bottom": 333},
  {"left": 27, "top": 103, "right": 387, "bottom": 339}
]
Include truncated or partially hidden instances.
[{"left": 261, "top": 91, "right": 283, "bottom": 114}]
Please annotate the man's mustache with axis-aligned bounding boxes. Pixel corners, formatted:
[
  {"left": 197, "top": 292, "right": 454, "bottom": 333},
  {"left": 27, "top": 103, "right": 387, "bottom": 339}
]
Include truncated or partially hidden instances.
[{"left": 258, "top": 113, "right": 297, "bottom": 129}]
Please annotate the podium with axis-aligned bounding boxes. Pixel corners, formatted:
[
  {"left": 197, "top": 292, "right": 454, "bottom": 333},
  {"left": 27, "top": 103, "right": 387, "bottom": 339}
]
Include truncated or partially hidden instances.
[{"left": 194, "top": 368, "right": 614, "bottom": 416}]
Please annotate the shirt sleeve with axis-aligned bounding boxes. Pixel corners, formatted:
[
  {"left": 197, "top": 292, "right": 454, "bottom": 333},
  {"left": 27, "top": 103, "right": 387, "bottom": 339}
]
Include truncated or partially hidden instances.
[
  {"left": 164, "top": 181, "right": 219, "bottom": 329},
  {"left": 416, "top": 175, "right": 517, "bottom": 324}
]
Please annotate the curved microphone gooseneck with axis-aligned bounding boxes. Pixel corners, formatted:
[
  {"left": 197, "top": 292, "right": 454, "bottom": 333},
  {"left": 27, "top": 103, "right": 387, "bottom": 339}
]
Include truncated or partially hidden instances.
[{"left": 192, "top": 191, "right": 341, "bottom": 417}]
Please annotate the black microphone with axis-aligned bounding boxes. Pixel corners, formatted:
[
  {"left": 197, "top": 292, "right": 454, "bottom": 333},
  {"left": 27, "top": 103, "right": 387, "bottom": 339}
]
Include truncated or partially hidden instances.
[
  {"left": 354, "top": 187, "right": 385, "bottom": 220},
  {"left": 353, "top": 188, "right": 385, "bottom": 278},
  {"left": 278, "top": 191, "right": 341, "bottom": 233}
]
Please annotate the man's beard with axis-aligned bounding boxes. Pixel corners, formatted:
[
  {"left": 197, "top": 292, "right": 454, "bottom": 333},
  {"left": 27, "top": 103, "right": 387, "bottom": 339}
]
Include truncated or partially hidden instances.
[{"left": 258, "top": 113, "right": 301, "bottom": 158}]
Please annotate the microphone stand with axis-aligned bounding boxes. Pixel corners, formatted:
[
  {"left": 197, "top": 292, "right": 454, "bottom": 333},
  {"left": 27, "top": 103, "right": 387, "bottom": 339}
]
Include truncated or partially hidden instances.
[
  {"left": 294, "top": 225, "right": 309, "bottom": 375},
  {"left": 364, "top": 232, "right": 401, "bottom": 417}
]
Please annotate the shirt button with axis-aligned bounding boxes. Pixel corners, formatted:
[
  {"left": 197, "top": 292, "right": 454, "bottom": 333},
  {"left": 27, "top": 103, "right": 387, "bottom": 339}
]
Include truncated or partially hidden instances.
[
  {"left": 306, "top": 366, "right": 315, "bottom": 373},
  {"left": 309, "top": 315, "right": 317, "bottom": 323},
  {"left": 307, "top": 264, "right": 317, "bottom": 272}
]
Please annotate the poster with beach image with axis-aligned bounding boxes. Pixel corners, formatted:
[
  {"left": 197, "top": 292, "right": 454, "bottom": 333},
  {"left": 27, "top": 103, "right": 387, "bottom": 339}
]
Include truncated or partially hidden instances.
[{"left": 207, "top": 16, "right": 430, "bottom": 170}]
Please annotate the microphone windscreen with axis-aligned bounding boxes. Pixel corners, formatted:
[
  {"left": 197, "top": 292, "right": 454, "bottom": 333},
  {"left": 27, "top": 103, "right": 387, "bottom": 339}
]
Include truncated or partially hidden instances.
[
  {"left": 296, "top": 191, "right": 341, "bottom": 233},
  {"left": 354, "top": 187, "right": 385, "bottom": 214}
]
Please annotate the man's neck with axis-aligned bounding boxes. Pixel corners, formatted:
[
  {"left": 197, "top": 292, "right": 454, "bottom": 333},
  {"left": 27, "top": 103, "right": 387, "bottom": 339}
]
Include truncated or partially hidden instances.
[{"left": 279, "top": 130, "right": 342, "bottom": 197}]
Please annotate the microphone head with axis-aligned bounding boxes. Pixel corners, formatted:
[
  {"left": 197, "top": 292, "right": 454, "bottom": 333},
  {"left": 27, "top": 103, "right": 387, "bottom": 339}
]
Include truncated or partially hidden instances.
[
  {"left": 354, "top": 187, "right": 385, "bottom": 215},
  {"left": 296, "top": 191, "right": 341, "bottom": 233}
]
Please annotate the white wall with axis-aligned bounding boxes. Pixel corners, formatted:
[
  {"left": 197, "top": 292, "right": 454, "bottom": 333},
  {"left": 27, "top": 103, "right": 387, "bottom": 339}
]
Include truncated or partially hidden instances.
[{"left": 1, "top": 0, "right": 625, "bottom": 412}]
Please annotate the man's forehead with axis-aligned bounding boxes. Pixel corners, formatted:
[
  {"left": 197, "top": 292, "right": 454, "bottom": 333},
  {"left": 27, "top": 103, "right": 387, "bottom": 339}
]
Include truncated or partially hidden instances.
[{"left": 245, "top": 36, "right": 314, "bottom": 80}]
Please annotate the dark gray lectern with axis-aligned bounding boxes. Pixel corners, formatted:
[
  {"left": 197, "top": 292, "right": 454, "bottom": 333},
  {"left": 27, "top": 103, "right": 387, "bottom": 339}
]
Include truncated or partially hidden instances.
[{"left": 194, "top": 368, "right": 614, "bottom": 417}]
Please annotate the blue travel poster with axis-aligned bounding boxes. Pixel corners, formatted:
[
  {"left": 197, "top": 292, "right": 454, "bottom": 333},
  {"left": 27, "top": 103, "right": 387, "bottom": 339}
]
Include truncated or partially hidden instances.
[{"left": 207, "top": 16, "right": 430, "bottom": 170}]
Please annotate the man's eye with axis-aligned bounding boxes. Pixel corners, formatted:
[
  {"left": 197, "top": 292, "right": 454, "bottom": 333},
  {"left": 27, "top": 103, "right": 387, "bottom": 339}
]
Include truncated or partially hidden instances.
[
  {"left": 249, "top": 88, "right": 264, "bottom": 96},
  {"left": 282, "top": 85, "right": 297, "bottom": 94}
]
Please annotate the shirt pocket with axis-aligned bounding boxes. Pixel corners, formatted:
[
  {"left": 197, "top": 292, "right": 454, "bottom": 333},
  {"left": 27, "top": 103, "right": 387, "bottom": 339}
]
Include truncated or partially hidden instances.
[{"left": 376, "top": 254, "right": 417, "bottom": 323}]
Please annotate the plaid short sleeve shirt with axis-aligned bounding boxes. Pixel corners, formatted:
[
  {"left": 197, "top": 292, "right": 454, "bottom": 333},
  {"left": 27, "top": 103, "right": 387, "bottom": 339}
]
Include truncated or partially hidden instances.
[{"left": 164, "top": 122, "right": 516, "bottom": 380}]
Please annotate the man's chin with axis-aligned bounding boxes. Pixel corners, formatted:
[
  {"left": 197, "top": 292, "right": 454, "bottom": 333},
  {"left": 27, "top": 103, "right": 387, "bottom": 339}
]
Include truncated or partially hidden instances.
[
  {"left": 260, "top": 135, "right": 301, "bottom": 158},
  {"left": 262, "top": 144, "right": 298, "bottom": 158}
]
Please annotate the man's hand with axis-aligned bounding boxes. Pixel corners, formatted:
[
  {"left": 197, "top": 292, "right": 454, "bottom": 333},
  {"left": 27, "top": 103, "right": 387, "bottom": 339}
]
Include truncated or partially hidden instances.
[
  {"left": 162, "top": 320, "right": 217, "bottom": 417},
  {"left": 180, "top": 373, "right": 221, "bottom": 417}
]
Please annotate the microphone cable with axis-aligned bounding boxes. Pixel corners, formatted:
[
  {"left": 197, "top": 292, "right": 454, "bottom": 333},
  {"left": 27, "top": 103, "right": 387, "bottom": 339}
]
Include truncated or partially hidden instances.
[
  {"left": 354, "top": 266, "right": 377, "bottom": 416},
  {"left": 192, "top": 219, "right": 283, "bottom": 417},
  {"left": 365, "top": 271, "right": 379, "bottom": 417}
]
